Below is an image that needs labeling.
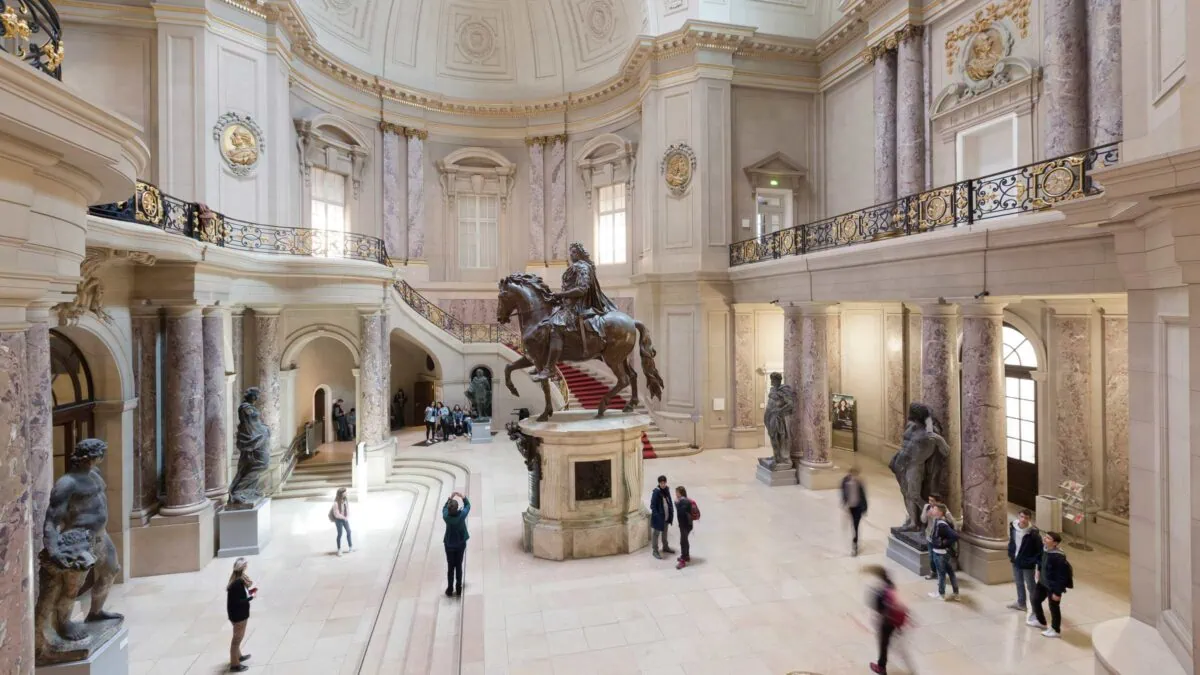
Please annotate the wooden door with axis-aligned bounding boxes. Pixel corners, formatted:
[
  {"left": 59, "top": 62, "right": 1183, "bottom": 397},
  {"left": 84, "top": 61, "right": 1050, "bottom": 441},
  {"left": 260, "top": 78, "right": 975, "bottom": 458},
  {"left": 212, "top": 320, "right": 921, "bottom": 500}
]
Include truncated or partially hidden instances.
[{"left": 414, "top": 381, "right": 434, "bottom": 423}]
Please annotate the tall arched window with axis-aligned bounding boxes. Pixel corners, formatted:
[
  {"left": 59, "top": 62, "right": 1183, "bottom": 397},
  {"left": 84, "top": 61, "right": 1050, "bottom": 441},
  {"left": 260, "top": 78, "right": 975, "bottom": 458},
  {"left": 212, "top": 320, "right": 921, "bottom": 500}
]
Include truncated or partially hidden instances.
[
  {"left": 51, "top": 330, "right": 95, "bottom": 477},
  {"left": 1003, "top": 323, "right": 1038, "bottom": 508}
]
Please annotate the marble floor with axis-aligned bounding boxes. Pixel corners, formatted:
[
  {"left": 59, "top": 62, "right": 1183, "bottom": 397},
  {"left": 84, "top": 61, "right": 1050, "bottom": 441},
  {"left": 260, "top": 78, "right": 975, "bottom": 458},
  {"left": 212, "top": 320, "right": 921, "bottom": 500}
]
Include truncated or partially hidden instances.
[{"left": 113, "top": 429, "right": 1130, "bottom": 675}]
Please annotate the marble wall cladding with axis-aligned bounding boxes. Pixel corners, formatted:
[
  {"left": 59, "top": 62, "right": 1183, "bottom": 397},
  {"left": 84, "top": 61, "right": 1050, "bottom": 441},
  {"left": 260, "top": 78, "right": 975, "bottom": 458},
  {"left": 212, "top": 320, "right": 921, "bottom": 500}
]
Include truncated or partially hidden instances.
[
  {"left": 548, "top": 138, "right": 567, "bottom": 262},
  {"left": 202, "top": 314, "right": 227, "bottom": 496},
  {"left": 885, "top": 312, "right": 905, "bottom": 446},
  {"left": 896, "top": 34, "right": 925, "bottom": 198},
  {"left": 360, "top": 312, "right": 385, "bottom": 444},
  {"left": 960, "top": 313, "right": 1008, "bottom": 541},
  {"left": 1103, "top": 316, "right": 1129, "bottom": 516},
  {"left": 529, "top": 142, "right": 546, "bottom": 262},
  {"left": 873, "top": 50, "right": 898, "bottom": 203},
  {"left": 164, "top": 312, "right": 206, "bottom": 510},
  {"left": 907, "top": 311, "right": 922, "bottom": 406},
  {"left": 801, "top": 313, "right": 832, "bottom": 466},
  {"left": 733, "top": 313, "right": 756, "bottom": 428},
  {"left": 827, "top": 313, "right": 841, "bottom": 395},
  {"left": 1042, "top": 0, "right": 1089, "bottom": 156},
  {"left": 232, "top": 311, "right": 243, "bottom": 395},
  {"left": 1087, "top": 0, "right": 1122, "bottom": 145},
  {"left": 0, "top": 331, "right": 32, "bottom": 675},
  {"left": 24, "top": 319, "right": 51, "bottom": 554},
  {"left": 406, "top": 134, "right": 425, "bottom": 261},
  {"left": 1054, "top": 315, "right": 1092, "bottom": 486},
  {"left": 133, "top": 314, "right": 160, "bottom": 514},
  {"left": 382, "top": 129, "right": 404, "bottom": 259},
  {"left": 440, "top": 299, "right": 501, "bottom": 325},
  {"left": 254, "top": 313, "right": 281, "bottom": 451},
  {"left": 921, "top": 310, "right": 959, "bottom": 515},
  {"left": 783, "top": 308, "right": 804, "bottom": 463}
]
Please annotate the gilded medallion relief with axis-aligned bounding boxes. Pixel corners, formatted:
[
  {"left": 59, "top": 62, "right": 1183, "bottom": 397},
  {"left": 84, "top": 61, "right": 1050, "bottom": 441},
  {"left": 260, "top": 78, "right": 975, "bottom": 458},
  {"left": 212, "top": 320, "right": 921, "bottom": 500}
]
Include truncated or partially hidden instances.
[{"left": 213, "top": 112, "right": 265, "bottom": 178}]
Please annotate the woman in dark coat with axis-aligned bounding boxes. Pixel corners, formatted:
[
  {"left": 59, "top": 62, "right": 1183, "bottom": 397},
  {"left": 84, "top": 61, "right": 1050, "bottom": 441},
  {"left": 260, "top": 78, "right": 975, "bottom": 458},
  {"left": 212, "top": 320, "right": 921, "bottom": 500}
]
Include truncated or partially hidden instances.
[
  {"left": 443, "top": 491, "right": 471, "bottom": 597},
  {"left": 226, "top": 557, "right": 255, "bottom": 672}
]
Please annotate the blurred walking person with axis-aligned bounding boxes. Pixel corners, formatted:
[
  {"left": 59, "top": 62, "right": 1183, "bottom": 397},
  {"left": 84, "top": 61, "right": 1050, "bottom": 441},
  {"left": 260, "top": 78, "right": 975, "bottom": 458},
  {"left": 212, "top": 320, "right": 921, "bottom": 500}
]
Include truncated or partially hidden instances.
[
  {"left": 841, "top": 466, "right": 868, "bottom": 556},
  {"left": 865, "top": 565, "right": 912, "bottom": 674}
]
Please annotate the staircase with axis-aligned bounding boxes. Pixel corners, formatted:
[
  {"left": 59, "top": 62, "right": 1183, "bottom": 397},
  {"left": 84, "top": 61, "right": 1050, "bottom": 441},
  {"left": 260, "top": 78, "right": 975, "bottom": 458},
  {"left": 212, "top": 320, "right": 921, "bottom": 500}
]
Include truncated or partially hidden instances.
[
  {"left": 273, "top": 460, "right": 351, "bottom": 500},
  {"left": 557, "top": 362, "right": 698, "bottom": 458}
]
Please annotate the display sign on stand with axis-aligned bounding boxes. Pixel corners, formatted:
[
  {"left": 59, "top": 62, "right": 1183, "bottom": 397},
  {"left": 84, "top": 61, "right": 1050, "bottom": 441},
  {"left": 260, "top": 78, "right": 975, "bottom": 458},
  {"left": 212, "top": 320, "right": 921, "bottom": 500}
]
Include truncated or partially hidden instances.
[
  {"left": 1059, "top": 479, "right": 1095, "bottom": 551},
  {"left": 831, "top": 393, "right": 858, "bottom": 452}
]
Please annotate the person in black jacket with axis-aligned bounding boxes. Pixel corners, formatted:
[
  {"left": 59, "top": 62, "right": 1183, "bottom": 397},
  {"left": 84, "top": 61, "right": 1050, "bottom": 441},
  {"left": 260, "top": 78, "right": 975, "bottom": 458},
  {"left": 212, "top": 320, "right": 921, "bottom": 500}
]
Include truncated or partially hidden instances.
[
  {"left": 840, "top": 467, "right": 868, "bottom": 556},
  {"left": 649, "top": 475, "right": 675, "bottom": 560},
  {"left": 674, "top": 486, "right": 693, "bottom": 569},
  {"left": 926, "top": 503, "right": 960, "bottom": 601},
  {"left": 226, "top": 558, "right": 255, "bottom": 672},
  {"left": 443, "top": 492, "right": 471, "bottom": 597},
  {"left": 1029, "top": 531, "right": 1070, "bottom": 637},
  {"left": 1007, "top": 508, "right": 1043, "bottom": 612}
]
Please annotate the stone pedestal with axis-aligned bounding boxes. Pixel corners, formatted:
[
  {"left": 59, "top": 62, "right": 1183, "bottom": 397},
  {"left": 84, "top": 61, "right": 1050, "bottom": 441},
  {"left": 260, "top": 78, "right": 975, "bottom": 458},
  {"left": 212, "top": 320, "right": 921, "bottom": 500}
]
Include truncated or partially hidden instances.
[
  {"left": 798, "top": 463, "right": 842, "bottom": 490},
  {"left": 217, "top": 499, "right": 272, "bottom": 558},
  {"left": 730, "top": 427, "right": 762, "bottom": 449},
  {"left": 36, "top": 626, "right": 129, "bottom": 675},
  {"left": 128, "top": 503, "right": 214, "bottom": 577},
  {"left": 362, "top": 438, "right": 397, "bottom": 485},
  {"left": 959, "top": 538, "right": 1011, "bottom": 584},
  {"left": 886, "top": 530, "right": 931, "bottom": 577},
  {"left": 520, "top": 411, "right": 650, "bottom": 560},
  {"left": 756, "top": 459, "right": 797, "bottom": 486},
  {"left": 470, "top": 419, "right": 493, "bottom": 444}
]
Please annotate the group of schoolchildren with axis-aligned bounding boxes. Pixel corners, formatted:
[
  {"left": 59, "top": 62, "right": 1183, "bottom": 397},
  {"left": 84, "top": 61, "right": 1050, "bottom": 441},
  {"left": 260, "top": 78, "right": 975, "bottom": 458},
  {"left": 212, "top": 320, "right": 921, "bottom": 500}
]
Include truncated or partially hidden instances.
[{"left": 423, "top": 402, "right": 473, "bottom": 442}]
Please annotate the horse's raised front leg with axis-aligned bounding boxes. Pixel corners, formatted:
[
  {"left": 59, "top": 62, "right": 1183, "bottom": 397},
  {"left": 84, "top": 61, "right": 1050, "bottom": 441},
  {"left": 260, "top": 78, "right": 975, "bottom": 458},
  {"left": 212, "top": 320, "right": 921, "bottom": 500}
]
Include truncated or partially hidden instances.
[
  {"left": 622, "top": 357, "right": 639, "bottom": 413},
  {"left": 537, "top": 378, "right": 554, "bottom": 422},
  {"left": 505, "top": 356, "right": 532, "bottom": 397},
  {"left": 596, "top": 353, "right": 631, "bottom": 418}
]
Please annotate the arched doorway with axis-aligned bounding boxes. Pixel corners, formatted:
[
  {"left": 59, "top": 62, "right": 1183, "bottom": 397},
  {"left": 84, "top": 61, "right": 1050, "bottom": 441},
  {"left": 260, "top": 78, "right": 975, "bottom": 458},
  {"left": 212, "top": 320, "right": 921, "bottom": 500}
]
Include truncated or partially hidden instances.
[
  {"left": 51, "top": 330, "right": 96, "bottom": 477},
  {"left": 1003, "top": 323, "right": 1039, "bottom": 509},
  {"left": 313, "top": 385, "right": 330, "bottom": 443}
]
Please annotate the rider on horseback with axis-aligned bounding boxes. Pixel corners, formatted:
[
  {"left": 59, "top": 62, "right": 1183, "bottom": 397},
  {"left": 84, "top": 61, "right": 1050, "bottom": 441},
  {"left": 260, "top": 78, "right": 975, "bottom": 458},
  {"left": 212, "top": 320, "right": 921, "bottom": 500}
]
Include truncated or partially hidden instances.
[{"left": 530, "top": 242, "right": 617, "bottom": 382}]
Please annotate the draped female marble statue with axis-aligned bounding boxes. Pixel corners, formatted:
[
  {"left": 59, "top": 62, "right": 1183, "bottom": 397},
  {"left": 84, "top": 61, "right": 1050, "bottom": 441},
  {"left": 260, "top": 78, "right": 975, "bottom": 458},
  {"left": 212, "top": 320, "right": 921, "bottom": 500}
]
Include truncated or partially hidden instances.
[
  {"left": 761, "top": 372, "right": 798, "bottom": 469},
  {"left": 229, "top": 387, "right": 271, "bottom": 506},
  {"left": 465, "top": 368, "right": 493, "bottom": 419},
  {"left": 36, "top": 438, "right": 123, "bottom": 664},
  {"left": 889, "top": 402, "right": 950, "bottom": 531}
]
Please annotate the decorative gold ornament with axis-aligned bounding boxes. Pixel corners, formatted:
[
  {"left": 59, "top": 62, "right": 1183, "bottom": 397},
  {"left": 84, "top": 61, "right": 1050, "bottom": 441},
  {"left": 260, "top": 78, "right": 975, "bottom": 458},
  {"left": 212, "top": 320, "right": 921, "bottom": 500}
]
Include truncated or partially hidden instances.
[
  {"left": 945, "top": 0, "right": 1031, "bottom": 75},
  {"left": 136, "top": 182, "right": 163, "bottom": 225},
  {"left": 213, "top": 112, "right": 265, "bottom": 177},
  {"left": 40, "top": 40, "right": 63, "bottom": 72},
  {"left": 1, "top": 5, "right": 31, "bottom": 55},
  {"left": 660, "top": 143, "right": 696, "bottom": 197},
  {"left": 963, "top": 27, "right": 1004, "bottom": 81}
]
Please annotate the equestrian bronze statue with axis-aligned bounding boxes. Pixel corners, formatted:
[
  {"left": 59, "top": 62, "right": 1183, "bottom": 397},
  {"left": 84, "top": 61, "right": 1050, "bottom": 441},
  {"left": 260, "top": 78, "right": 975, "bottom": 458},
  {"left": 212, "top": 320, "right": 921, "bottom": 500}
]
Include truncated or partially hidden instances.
[{"left": 497, "top": 242, "right": 664, "bottom": 422}]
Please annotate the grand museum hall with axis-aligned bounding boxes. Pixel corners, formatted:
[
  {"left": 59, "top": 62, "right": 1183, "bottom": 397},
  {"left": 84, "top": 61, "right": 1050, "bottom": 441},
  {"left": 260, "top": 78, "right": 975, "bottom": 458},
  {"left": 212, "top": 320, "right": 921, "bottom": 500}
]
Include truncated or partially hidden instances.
[{"left": 1, "top": 0, "right": 1197, "bottom": 673}]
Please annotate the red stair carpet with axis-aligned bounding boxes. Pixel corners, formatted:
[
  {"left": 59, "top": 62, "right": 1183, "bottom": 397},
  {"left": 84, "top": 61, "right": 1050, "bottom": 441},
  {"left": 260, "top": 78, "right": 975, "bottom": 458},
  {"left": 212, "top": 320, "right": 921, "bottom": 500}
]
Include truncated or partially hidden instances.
[{"left": 557, "top": 363, "right": 655, "bottom": 458}]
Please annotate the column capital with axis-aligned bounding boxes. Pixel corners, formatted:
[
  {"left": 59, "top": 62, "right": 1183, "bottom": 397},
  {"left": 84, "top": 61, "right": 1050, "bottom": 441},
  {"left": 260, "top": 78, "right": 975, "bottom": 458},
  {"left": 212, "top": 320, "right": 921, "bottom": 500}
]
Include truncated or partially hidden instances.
[
  {"left": 1046, "top": 300, "right": 1096, "bottom": 318},
  {"left": 130, "top": 302, "right": 161, "bottom": 319},
  {"left": 785, "top": 301, "right": 838, "bottom": 316},
  {"left": 163, "top": 304, "right": 203, "bottom": 319},
  {"left": 917, "top": 301, "right": 959, "bottom": 316},
  {"left": 958, "top": 300, "right": 1010, "bottom": 317},
  {"left": 356, "top": 305, "right": 385, "bottom": 317},
  {"left": 248, "top": 305, "right": 283, "bottom": 317},
  {"left": 202, "top": 305, "right": 231, "bottom": 319}
]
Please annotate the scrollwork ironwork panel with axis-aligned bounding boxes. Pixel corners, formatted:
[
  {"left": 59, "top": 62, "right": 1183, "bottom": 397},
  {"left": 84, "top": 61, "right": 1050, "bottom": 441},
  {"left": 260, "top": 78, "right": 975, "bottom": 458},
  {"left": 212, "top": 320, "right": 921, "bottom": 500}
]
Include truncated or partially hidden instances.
[{"left": 1, "top": 0, "right": 63, "bottom": 80}]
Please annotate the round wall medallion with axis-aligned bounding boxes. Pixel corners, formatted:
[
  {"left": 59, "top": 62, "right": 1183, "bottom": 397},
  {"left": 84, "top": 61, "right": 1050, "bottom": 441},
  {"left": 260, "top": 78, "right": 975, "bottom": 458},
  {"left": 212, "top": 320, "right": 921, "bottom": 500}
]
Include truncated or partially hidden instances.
[
  {"left": 926, "top": 195, "right": 948, "bottom": 222},
  {"left": 586, "top": 0, "right": 616, "bottom": 40},
  {"left": 136, "top": 183, "right": 163, "bottom": 225},
  {"left": 213, "top": 112, "right": 265, "bottom": 178},
  {"left": 660, "top": 143, "right": 696, "bottom": 197},
  {"left": 963, "top": 27, "right": 1005, "bottom": 82},
  {"left": 1042, "top": 166, "right": 1076, "bottom": 198},
  {"left": 458, "top": 19, "right": 497, "bottom": 62}
]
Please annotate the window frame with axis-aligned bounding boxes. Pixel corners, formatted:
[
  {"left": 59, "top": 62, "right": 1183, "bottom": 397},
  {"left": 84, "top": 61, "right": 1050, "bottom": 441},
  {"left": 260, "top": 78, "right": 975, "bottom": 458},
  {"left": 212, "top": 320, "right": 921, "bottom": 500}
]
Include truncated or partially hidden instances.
[
  {"left": 593, "top": 183, "right": 628, "bottom": 265},
  {"left": 309, "top": 166, "right": 350, "bottom": 258},
  {"left": 1002, "top": 322, "right": 1038, "bottom": 466},
  {"left": 754, "top": 187, "right": 793, "bottom": 238},
  {"left": 457, "top": 193, "right": 500, "bottom": 269}
]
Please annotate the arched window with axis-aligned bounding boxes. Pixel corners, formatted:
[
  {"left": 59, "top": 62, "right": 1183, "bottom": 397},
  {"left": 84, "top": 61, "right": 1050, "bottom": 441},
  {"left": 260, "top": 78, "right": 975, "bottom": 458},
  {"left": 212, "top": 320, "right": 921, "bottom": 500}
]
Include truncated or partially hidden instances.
[
  {"left": 50, "top": 330, "right": 96, "bottom": 476},
  {"left": 1003, "top": 323, "right": 1038, "bottom": 508}
]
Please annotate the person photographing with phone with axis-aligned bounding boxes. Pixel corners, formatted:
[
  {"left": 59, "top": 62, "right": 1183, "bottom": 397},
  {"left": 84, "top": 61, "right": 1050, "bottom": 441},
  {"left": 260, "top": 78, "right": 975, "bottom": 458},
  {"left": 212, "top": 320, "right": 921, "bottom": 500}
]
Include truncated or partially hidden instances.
[
  {"left": 226, "top": 558, "right": 256, "bottom": 672},
  {"left": 443, "top": 491, "right": 471, "bottom": 597}
]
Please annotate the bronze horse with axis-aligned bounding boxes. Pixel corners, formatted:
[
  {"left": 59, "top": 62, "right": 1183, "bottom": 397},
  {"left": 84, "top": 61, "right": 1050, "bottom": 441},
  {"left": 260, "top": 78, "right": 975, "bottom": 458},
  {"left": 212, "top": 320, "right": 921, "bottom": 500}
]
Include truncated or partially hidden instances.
[{"left": 497, "top": 273, "right": 664, "bottom": 422}]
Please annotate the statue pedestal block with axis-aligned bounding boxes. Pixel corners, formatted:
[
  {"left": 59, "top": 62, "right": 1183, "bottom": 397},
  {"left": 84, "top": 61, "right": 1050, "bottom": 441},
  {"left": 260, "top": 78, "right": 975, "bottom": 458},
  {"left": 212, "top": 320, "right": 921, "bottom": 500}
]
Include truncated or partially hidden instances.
[
  {"left": 755, "top": 461, "right": 798, "bottom": 487},
  {"left": 470, "top": 419, "right": 492, "bottom": 444},
  {"left": 886, "top": 530, "right": 931, "bottom": 577},
  {"left": 129, "top": 503, "right": 214, "bottom": 577},
  {"left": 731, "top": 426, "right": 763, "bottom": 450},
  {"left": 217, "top": 498, "right": 272, "bottom": 558},
  {"left": 959, "top": 538, "right": 1012, "bottom": 584},
  {"left": 519, "top": 411, "right": 650, "bottom": 560},
  {"left": 797, "top": 462, "right": 842, "bottom": 490},
  {"left": 37, "top": 625, "right": 129, "bottom": 675}
]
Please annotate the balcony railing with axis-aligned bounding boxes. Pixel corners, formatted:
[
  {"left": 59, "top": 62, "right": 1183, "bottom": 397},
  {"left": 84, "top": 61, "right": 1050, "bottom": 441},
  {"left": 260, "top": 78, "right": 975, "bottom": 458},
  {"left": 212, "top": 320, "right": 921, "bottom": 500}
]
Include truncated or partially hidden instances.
[
  {"left": 729, "top": 143, "right": 1120, "bottom": 268},
  {"left": 392, "top": 280, "right": 522, "bottom": 352},
  {"left": 1, "top": 0, "right": 63, "bottom": 80},
  {"left": 90, "top": 181, "right": 389, "bottom": 265}
]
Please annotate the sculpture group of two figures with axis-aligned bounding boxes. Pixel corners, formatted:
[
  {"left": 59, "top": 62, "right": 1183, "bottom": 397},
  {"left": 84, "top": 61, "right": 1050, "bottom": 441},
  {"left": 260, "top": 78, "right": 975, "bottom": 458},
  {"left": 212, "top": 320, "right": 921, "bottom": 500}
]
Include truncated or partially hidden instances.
[{"left": 499, "top": 242, "right": 665, "bottom": 421}]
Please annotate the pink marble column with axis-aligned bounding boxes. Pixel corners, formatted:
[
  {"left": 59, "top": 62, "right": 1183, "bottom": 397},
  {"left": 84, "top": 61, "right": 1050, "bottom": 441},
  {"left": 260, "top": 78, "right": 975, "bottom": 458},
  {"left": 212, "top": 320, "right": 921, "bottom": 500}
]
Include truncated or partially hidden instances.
[
  {"left": 799, "top": 303, "right": 834, "bottom": 467},
  {"left": 0, "top": 329, "right": 33, "bottom": 674},
  {"left": 254, "top": 309, "right": 281, "bottom": 451},
  {"left": 960, "top": 303, "right": 1008, "bottom": 542},
  {"left": 906, "top": 305, "right": 922, "bottom": 406},
  {"left": 548, "top": 135, "right": 568, "bottom": 262},
  {"left": 920, "top": 302, "right": 960, "bottom": 517},
  {"left": 732, "top": 310, "right": 756, "bottom": 430},
  {"left": 896, "top": 25, "right": 925, "bottom": 198},
  {"left": 1054, "top": 311, "right": 1092, "bottom": 486},
  {"left": 231, "top": 308, "right": 244, "bottom": 396},
  {"left": 872, "top": 46, "right": 898, "bottom": 203},
  {"left": 203, "top": 307, "right": 228, "bottom": 501},
  {"left": 405, "top": 129, "right": 427, "bottom": 262},
  {"left": 885, "top": 308, "right": 906, "bottom": 447},
  {"left": 161, "top": 306, "right": 207, "bottom": 515},
  {"left": 131, "top": 308, "right": 160, "bottom": 522},
  {"left": 381, "top": 124, "right": 405, "bottom": 260},
  {"left": 359, "top": 309, "right": 386, "bottom": 445},
  {"left": 826, "top": 309, "right": 841, "bottom": 394},
  {"left": 783, "top": 305, "right": 804, "bottom": 464},
  {"left": 528, "top": 138, "right": 546, "bottom": 263},
  {"left": 1103, "top": 315, "right": 1129, "bottom": 516},
  {"left": 1087, "top": 0, "right": 1121, "bottom": 146},
  {"left": 1042, "top": 0, "right": 1088, "bottom": 156},
  {"left": 25, "top": 306, "right": 53, "bottom": 555}
]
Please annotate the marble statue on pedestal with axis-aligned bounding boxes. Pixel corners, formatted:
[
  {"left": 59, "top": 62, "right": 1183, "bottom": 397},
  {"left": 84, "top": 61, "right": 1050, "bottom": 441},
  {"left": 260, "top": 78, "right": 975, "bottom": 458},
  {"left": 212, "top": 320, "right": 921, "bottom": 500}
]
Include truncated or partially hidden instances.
[
  {"left": 36, "top": 438, "right": 124, "bottom": 664},
  {"left": 889, "top": 402, "right": 950, "bottom": 531},
  {"left": 466, "top": 368, "right": 493, "bottom": 419},
  {"left": 760, "top": 372, "right": 797, "bottom": 470},
  {"left": 229, "top": 387, "right": 271, "bottom": 506}
]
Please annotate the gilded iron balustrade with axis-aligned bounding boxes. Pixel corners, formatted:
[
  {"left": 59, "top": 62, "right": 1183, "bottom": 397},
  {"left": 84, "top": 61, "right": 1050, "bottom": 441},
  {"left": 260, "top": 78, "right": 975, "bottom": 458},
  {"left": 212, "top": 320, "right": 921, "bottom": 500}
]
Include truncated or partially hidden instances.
[
  {"left": 729, "top": 142, "right": 1120, "bottom": 267},
  {"left": 0, "top": 0, "right": 63, "bottom": 79}
]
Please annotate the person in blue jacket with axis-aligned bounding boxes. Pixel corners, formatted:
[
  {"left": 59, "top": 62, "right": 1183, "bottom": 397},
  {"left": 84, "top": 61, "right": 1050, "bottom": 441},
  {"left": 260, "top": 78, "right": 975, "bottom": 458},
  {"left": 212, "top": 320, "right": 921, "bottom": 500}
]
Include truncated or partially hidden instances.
[
  {"left": 1030, "top": 531, "right": 1072, "bottom": 638},
  {"left": 649, "top": 475, "right": 675, "bottom": 559},
  {"left": 1007, "top": 508, "right": 1043, "bottom": 613},
  {"left": 443, "top": 491, "right": 470, "bottom": 597}
]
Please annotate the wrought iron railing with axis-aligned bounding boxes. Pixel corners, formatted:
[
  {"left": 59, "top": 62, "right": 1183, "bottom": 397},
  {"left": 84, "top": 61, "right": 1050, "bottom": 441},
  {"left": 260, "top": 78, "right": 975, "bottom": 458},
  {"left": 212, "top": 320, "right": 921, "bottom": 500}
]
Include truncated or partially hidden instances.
[
  {"left": 90, "top": 180, "right": 388, "bottom": 264},
  {"left": 729, "top": 143, "right": 1120, "bottom": 267},
  {"left": 1, "top": 0, "right": 63, "bottom": 79},
  {"left": 392, "top": 280, "right": 522, "bottom": 351}
]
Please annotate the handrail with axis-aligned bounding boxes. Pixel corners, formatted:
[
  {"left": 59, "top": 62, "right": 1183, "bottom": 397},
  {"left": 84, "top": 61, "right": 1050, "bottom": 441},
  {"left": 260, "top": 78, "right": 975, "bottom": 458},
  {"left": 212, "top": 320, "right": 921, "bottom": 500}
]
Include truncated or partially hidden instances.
[
  {"left": 392, "top": 280, "right": 522, "bottom": 352},
  {"left": 0, "top": 0, "right": 63, "bottom": 80},
  {"left": 729, "top": 142, "right": 1120, "bottom": 267}
]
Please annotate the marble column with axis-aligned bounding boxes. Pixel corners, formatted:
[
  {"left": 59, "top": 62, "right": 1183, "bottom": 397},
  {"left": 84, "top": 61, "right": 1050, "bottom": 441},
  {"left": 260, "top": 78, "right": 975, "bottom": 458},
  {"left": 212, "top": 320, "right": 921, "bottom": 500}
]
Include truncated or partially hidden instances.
[
  {"left": 231, "top": 308, "right": 244, "bottom": 396},
  {"left": 959, "top": 303, "right": 1008, "bottom": 542},
  {"left": 906, "top": 306, "right": 922, "bottom": 407},
  {"left": 872, "top": 46, "right": 898, "bottom": 203},
  {"left": 885, "top": 308, "right": 906, "bottom": 447},
  {"left": 548, "top": 135, "right": 568, "bottom": 262},
  {"left": 131, "top": 308, "right": 160, "bottom": 521},
  {"left": 783, "top": 305, "right": 804, "bottom": 465},
  {"left": 1103, "top": 315, "right": 1129, "bottom": 516},
  {"left": 161, "top": 306, "right": 207, "bottom": 515},
  {"left": 381, "top": 124, "right": 405, "bottom": 261},
  {"left": 1042, "top": 0, "right": 1088, "bottom": 157},
  {"left": 0, "top": 329, "right": 33, "bottom": 674},
  {"left": 203, "top": 307, "right": 228, "bottom": 501},
  {"left": 798, "top": 303, "right": 834, "bottom": 469},
  {"left": 1087, "top": 0, "right": 1122, "bottom": 146},
  {"left": 254, "top": 309, "right": 281, "bottom": 451},
  {"left": 25, "top": 306, "right": 52, "bottom": 555},
  {"left": 826, "top": 309, "right": 841, "bottom": 395},
  {"left": 732, "top": 310, "right": 756, "bottom": 430},
  {"left": 896, "top": 25, "right": 925, "bottom": 198},
  {"left": 359, "top": 309, "right": 386, "bottom": 446},
  {"left": 1053, "top": 310, "right": 1092, "bottom": 487},
  {"left": 920, "top": 303, "right": 960, "bottom": 517},
  {"left": 528, "top": 138, "right": 546, "bottom": 263},
  {"left": 405, "top": 129, "right": 427, "bottom": 262}
]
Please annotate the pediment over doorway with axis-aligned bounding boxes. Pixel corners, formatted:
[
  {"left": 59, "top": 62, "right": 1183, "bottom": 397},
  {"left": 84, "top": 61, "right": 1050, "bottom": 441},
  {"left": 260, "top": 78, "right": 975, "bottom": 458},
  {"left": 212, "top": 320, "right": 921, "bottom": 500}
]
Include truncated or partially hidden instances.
[{"left": 744, "top": 152, "right": 807, "bottom": 190}]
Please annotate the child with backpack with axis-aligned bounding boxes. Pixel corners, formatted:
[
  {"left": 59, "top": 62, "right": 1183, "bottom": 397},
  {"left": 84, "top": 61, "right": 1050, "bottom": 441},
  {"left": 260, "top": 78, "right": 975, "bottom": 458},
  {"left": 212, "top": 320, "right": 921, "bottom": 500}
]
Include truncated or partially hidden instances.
[
  {"left": 865, "top": 565, "right": 909, "bottom": 674},
  {"left": 674, "top": 486, "right": 699, "bottom": 569},
  {"left": 1029, "top": 531, "right": 1073, "bottom": 637}
]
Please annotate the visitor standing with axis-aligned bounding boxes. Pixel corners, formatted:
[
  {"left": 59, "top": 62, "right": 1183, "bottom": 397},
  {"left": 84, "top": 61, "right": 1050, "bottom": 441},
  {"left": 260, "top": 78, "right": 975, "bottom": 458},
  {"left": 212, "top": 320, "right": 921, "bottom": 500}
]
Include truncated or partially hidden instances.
[
  {"left": 649, "top": 475, "right": 675, "bottom": 559},
  {"left": 333, "top": 398, "right": 349, "bottom": 441},
  {"left": 865, "top": 565, "right": 909, "bottom": 675},
  {"left": 330, "top": 487, "right": 353, "bottom": 556},
  {"left": 920, "top": 493, "right": 955, "bottom": 579},
  {"left": 347, "top": 407, "right": 357, "bottom": 439},
  {"left": 226, "top": 558, "right": 256, "bottom": 672},
  {"left": 443, "top": 491, "right": 470, "bottom": 597},
  {"left": 674, "top": 486, "right": 694, "bottom": 569},
  {"left": 840, "top": 466, "right": 868, "bottom": 556},
  {"left": 927, "top": 503, "right": 960, "bottom": 601},
  {"left": 1029, "top": 531, "right": 1072, "bottom": 637},
  {"left": 1007, "top": 508, "right": 1042, "bottom": 612},
  {"left": 425, "top": 403, "right": 437, "bottom": 442},
  {"left": 439, "top": 402, "right": 452, "bottom": 440}
]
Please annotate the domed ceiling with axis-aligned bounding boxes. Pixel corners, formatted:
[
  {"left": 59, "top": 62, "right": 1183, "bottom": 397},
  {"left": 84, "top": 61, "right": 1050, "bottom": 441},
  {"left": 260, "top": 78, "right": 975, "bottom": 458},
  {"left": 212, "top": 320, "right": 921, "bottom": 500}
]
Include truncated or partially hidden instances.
[{"left": 296, "top": 0, "right": 651, "bottom": 101}]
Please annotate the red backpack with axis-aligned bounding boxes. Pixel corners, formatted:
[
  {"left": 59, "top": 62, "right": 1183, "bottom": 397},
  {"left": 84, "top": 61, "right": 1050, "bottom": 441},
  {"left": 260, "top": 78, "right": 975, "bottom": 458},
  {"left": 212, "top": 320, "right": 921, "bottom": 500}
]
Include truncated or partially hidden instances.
[
  {"left": 689, "top": 499, "right": 700, "bottom": 522},
  {"left": 883, "top": 588, "right": 908, "bottom": 629}
]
